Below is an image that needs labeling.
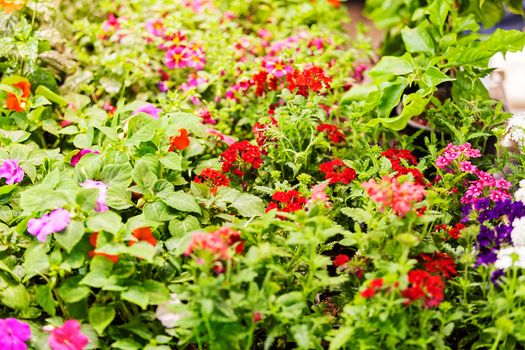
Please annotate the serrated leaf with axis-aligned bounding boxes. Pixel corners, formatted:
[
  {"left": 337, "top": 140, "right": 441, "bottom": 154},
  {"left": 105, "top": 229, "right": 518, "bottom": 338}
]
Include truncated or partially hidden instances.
[
  {"left": 160, "top": 191, "right": 201, "bottom": 214},
  {"left": 340, "top": 207, "right": 372, "bottom": 224}
]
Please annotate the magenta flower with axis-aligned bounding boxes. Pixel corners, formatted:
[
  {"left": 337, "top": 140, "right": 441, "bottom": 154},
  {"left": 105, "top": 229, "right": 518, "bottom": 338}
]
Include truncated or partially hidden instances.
[
  {"left": 71, "top": 149, "right": 99, "bottom": 167},
  {"left": 158, "top": 81, "right": 169, "bottom": 93},
  {"left": 263, "top": 58, "right": 293, "bottom": 78},
  {"left": 145, "top": 19, "right": 165, "bottom": 37},
  {"left": 0, "top": 159, "right": 24, "bottom": 185},
  {"left": 48, "top": 320, "right": 89, "bottom": 350},
  {"left": 186, "top": 46, "right": 206, "bottom": 71},
  {"left": 27, "top": 208, "right": 71, "bottom": 242},
  {"left": 132, "top": 104, "right": 162, "bottom": 119},
  {"left": 80, "top": 180, "right": 109, "bottom": 212},
  {"left": 0, "top": 318, "right": 31, "bottom": 350},
  {"left": 164, "top": 46, "right": 190, "bottom": 69}
]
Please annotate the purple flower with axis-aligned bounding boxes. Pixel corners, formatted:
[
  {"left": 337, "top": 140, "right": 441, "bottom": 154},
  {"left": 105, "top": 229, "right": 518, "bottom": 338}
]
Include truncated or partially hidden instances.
[
  {"left": 0, "top": 318, "right": 31, "bottom": 350},
  {"left": 490, "top": 269, "right": 505, "bottom": 285},
  {"left": 80, "top": 180, "right": 108, "bottom": 212},
  {"left": 71, "top": 149, "right": 99, "bottom": 167},
  {"left": 132, "top": 103, "right": 162, "bottom": 119},
  {"left": 27, "top": 208, "right": 70, "bottom": 242},
  {"left": 0, "top": 159, "right": 24, "bottom": 185}
]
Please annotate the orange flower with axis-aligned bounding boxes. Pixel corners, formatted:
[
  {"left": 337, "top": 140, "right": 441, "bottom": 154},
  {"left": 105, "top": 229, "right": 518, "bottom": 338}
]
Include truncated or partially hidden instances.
[
  {"left": 88, "top": 232, "right": 119, "bottom": 264},
  {"left": 0, "top": 0, "right": 25, "bottom": 13},
  {"left": 5, "top": 81, "right": 31, "bottom": 112},
  {"left": 327, "top": 0, "right": 341, "bottom": 7},
  {"left": 130, "top": 227, "right": 157, "bottom": 247},
  {"left": 169, "top": 128, "right": 190, "bottom": 151}
]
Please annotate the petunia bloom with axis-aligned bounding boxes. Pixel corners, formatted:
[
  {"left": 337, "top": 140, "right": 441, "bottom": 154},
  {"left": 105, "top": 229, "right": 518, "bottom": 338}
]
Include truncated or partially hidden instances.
[
  {"left": 47, "top": 320, "right": 89, "bottom": 350},
  {"left": 164, "top": 46, "right": 190, "bottom": 69},
  {"left": 0, "top": 318, "right": 31, "bottom": 350},
  {"left": 71, "top": 149, "right": 99, "bottom": 167},
  {"left": 0, "top": 159, "right": 24, "bottom": 184},
  {"left": 132, "top": 103, "right": 162, "bottom": 119},
  {"left": 80, "top": 180, "right": 109, "bottom": 212},
  {"left": 27, "top": 208, "right": 71, "bottom": 242}
]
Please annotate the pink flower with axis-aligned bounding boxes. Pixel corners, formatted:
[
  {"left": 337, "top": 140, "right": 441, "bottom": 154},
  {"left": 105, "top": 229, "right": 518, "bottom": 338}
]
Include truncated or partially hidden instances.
[
  {"left": 27, "top": 208, "right": 71, "bottom": 242},
  {"left": 459, "top": 161, "right": 477, "bottom": 173},
  {"left": 164, "top": 46, "right": 190, "bottom": 69},
  {"left": 145, "top": 19, "right": 165, "bottom": 37},
  {"left": 132, "top": 103, "right": 162, "bottom": 119},
  {"left": 48, "top": 320, "right": 89, "bottom": 350},
  {"left": 263, "top": 58, "right": 293, "bottom": 78},
  {"left": 0, "top": 159, "right": 24, "bottom": 184},
  {"left": 207, "top": 128, "right": 235, "bottom": 145},
  {"left": 80, "top": 180, "right": 109, "bottom": 212},
  {"left": 196, "top": 108, "right": 217, "bottom": 125},
  {"left": 158, "top": 81, "right": 169, "bottom": 92},
  {"left": 0, "top": 318, "right": 31, "bottom": 350},
  {"left": 186, "top": 45, "right": 206, "bottom": 71},
  {"left": 102, "top": 13, "right": 120, "bottom": 32},
  {"left": 435, "top": 156, "right": 450, "bottom": 169},
  {"left": 71, "top": 149, "right": 99, "bottom": 167},
  {"left": 180, "top": 74, "right": 207, "bottom": 92}
]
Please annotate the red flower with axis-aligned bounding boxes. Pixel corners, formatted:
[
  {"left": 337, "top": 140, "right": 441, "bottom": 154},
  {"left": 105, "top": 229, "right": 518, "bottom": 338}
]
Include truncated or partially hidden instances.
[
  {"left": 402, "top": 269, "right": 444, "bottom": 307},
  {"left": 319, "top": 159, "right": 356, "bottom": 185},
  {"left": 361, "top": 278, "right": 384, "bottom": 298},
  {"left": 169, "top": 128, "right": 190, "bottom": 151},
  {"left": 419, "top": 252, "right": 457, "bottom": 279},
  {"left": 6, "top": 81, "right": 31, "bottom": 112},
  {"left": 88, "top": 232, "right": 119, "bottom": 263},
  {"left": 194, "top": 168, "right": 230, "bottom": 195},
  {"left": 286, "top": 66, "right": 331, "bottom": 97},
  {"left": 185, "top": 227, "right": 244, "bottom": 268},
  {"left": 448, "top": 223, "right": 465, "bottom": 239},
  {"left": 253, "top": 116, "right": 278, "bottom": 151},
  {"left": 334, "top": 254, "right": 350, "bottom": 267},
  {"left": 266, "top": 190, "right": 307, "bottom": 214},
  {"left": 382, "top": 149, "right": 427, "bottom": 186},
  {"left": 328, "top": 0, "right": 341, "bottom": 8},
  {"left": 317, "top": 123, "right": 345, "bottom": 143},
  {"left": 220, "top": 140, "right": 263, "bottom": 177},
  {"left": 130, "top": 227, "right": 157, "bottom": 247}
]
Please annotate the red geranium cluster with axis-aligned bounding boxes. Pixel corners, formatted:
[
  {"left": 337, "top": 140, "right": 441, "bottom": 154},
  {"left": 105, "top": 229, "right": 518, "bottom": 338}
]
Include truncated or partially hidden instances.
[
  {"left": 220, "top": 140, "right": 263, "bottom": 177},
  {"left": 286, "top": 66, "right": 332, "bottom": 97},
  {"left": 129, "top": 227, "right": 157, "bottom": 247},
  {"left": 266, "top": 190, "right": 307, "bottom": 214},
  {"left": 184, "top": 227, "right": 244, "bottom": 272},
  {"left": 382, "top": 148, "right": 426, "bottom": 186},
  {"left": 402, "top": 269, "right": 444, "bottom": 307},
  {"left": 360, "top": 278, "right": 384, "bottom": 298},
  {"left": 317, "top": 123, "right": 345, "bottom": 144},
  {"left": 193, "top": 168, "right": 230, "bottom": 195},
  {"left": 435, "top": 223, "right": 465, "bottom": 239},
  {"left": 334, "top": 254, "right": 350, "bottom": 267},
  {"left": 252, "top": 70, "right": 278, "bottom": 96},
  {"left": 319, "top": 159, "right": 357, "bottom": 185},
  {"left": 418, "top": 252, "right": 457, "bottom": 279}
]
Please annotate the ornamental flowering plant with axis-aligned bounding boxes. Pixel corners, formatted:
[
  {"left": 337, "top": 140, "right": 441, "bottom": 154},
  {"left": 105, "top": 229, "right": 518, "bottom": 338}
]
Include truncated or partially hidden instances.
[{"left": 1, "top": 0, "right": 525, "bottom": 349}]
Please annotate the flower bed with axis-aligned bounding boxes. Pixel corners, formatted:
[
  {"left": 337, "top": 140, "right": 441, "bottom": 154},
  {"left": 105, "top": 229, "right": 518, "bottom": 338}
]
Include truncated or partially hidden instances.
[{"left": 2, "top": 0, "right": 525, "bottom": 349}]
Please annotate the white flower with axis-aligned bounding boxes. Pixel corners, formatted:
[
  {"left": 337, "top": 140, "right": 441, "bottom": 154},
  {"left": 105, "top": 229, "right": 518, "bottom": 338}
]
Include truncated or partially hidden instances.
[
  {"left": 515, "top": 180, "right": 525, "bottom": 203},
  {"left": 503, "top": 113, "right": 525, "bottom": 147},
  {"left": 512, "top": 217, "right": 525, "bottom": 246},
  {"left": 155, "top": 294, "right": 187, "bottom": 328},
  {"left": 495, "top": 246, "right": 525, "bottom": 270}
]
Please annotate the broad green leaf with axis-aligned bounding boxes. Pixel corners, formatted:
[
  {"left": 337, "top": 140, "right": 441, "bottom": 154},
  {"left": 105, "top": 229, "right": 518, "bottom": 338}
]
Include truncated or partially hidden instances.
[
  {"left": 106, "top": 186, "right": 133, "bottom": 210},
  {"left": 35, "top": 285, "right": 57, "bottom": 316},
  {"left": 159, "top": 153, "right": 182, "bottom": 171},
  {"left": 421, "top": 67, "right": 454, "bottom": 88},
  {"left": 168, "top": 216, "right": 200, "bottom": 237},
  {"left": 20, "top": 184, "right": 68, "bottom": 213},
  {"left": 368, "top": 53, "right": 416, "bottom": 77},
  {"left": 401, "top": 23, "right": 435, "bottom": 55},
  {"left": 89, "top": 305, "right": 116, "bottom": 335},
  {"left": 377, "top": 79, "right": 407, "bottom": 118},
  {"left": 121, "top": 285, "right": 149, "bottom": 309},
  {"left": 143, "top": 201, "right": 175, "bottom": 222},
  {"left": 0, "top": 284, "right": 29, "bottom": 310},
  {"left": 123, "top": 242, "right": 156, "bottom": 262},
  {"left": 35, "top": 85, "right": 68, "bottom": 106},
  {"left": 55, "top": 220, "right": 85, "bottom": 253},
  {"left": 59, "top": 276, "right": 91, "bottom": 303},
  {"left": 23, "top": 243, "right": 50, "bottom": 281},
  {"left": 143, "top": 280, "right": 170, "bottom": 304},
  {"left": 230, "top": 193, "right": 264, "bottom": 217},
  {"left": 160, "top": 191, "right": 201, "bottom": 214},
  {"left": 86, "top": 211, "right": 122, "bottom": 234}
]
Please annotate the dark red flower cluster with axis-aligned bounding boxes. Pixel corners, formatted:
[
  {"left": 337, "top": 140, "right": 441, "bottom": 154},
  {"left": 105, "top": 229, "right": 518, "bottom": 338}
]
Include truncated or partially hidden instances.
[
  {"left": 319, "top": 159, "right": 357, "bottom": 185},
  {"left": 382, "top": 148, "right": 426, "bottom": 186},
  {"left": 266, "top": 190, "right": 307, "bottom": 214},
  {"left": 252, "top": 70, "right": 278, "bottom": 96},
  {"left": 286, "top": 66, "right": 332, "bottom": 97},
  {"left": 435, "top": 223, "right": 465, "bottom": 239},
  {"left": 402, "top": 270, "right": 444, "bottom": 307},
  {"left": 334, "top": 254, "right": 350, "bottom": 267},
  {"left": 221, "top": 140, "right": 263, "bottom": 177},
  {"left": 361, "top": 278, "right": 384, "bottom": 298},
  {"left": 418, "top": 252, "right": 457, "bottom": 279},
  {"left": 193, "top": 168, "right": 230, "bottom": 195},
  {"left": 317, "top": 123, "right": 345, "bottom": 144}
]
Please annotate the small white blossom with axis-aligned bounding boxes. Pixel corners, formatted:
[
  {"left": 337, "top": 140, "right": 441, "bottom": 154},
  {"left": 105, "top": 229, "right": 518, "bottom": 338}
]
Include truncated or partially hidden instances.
[
  {"left": 512, "top": 217, "right": 525, "bottom": 246},
  {"left": 495, "top": 246, "right": 525, "bottom": 270},
  {"left": 515, "top": 180, "right": 525, "bottom": 203},
  {"left": 156, "top": 294, "right": 187, "bottom": 328},
  {"left": 503, "top": 113, "right": 525, "bottom": 147}
]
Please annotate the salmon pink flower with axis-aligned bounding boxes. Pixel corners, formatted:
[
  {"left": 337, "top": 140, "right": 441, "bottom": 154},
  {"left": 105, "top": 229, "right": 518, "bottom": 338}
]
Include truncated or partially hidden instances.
[
  {"left": 185, "top": 227, "right": 244, "bottom": 262},
  {"left": 27, "top": 208, "right": 70, "bottom": 242},
  {"left": 169, "top": 128, "right": 190, "bottom": 151},
  {"left": 0, "top": 318, "right": 31, "bottom": 350},
  {"left": 47, "top": 320, "right": 89, "bottom": 350},
  {"left": 0, "top": 159, "right": 24, "bottom": 184}
]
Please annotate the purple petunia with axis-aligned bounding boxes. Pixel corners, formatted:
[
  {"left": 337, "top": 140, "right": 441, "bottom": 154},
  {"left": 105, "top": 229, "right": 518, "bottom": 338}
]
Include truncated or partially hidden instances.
[
  {"left": 71, "top": 149, "right": 99, "bottom": 167},
  {"left": 0, "top": 318, "right": 31, "bottom": 350},
  {"left": 0, "top": 159, "right": 24, "bottom": 185},
  {"left": 132, "top": 103, "right": 162, "bottom": 119},
  {"left": 80, "top": 180, "right": 109, "bottom": 212},
  {"left": 27, "top": 208, "right": 71, "bottom": 242}
]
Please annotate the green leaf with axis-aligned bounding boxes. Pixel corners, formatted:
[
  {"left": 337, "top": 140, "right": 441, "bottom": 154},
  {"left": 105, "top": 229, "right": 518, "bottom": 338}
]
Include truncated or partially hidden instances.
[
  {"left": 341, "top": 207, "right": 372, "bottom": 224},
  {"left": 160, "top": 191, "right": 201, "bottom": 214},
  {"left": 368, "top": 53, "right": 416, "bottom": 77},
  {"left": 35, "top": 285, "right": 57, "bottom": 316},
  {"left": 401, "top": 23, "right": 435, "bottom": 55},
  {"left": 76, "top": 188, "right": 99, "bottom": 212},
  {"left": 106, "top": 186, "right": 133, "bottom": 210},
  {"left": 143, "top": 201, "right": 175, "bottom": 222},
  {"left": 377, "top": 79, "right": 407, "bottom": 118},
  {"left": 123, "top": 242, "right": 156, "bottom": 262},
  {"left": 125, "top": 116, "right": 159, "bottom": 147},
  {"left": 55, "top": 220, "right": 85, "bottom": 253},
  {"left": 230, "top": 193, "right": 264, "bottom": 217},
  {"left": 59, "top": 276, "right": 91, "bottom": 303},
  {"left": 368, "top": 92, "right": 430, "bottom": 131},
  {"left": 121, "top": 285, "right": 149, "bottom": 309},
  {"left": 20, "top": 184, "right": 68, "bottom": 213},
  {"left": 86, "top": 211, "right": 122, "bottom": 234},
  {"left": 89, "top": 305, "right": 116, "bottom": 335},
  {"left": 23, "top": 243, "right": 50, "bottom": 281},
  {"left": 340, "top": 84, "right": 379, "bottom": 105},
  {"left": 143, "top": 280, "right": 170, "bottom": 304},
  {"left": 159, "top": 153, "right": 182, "bottom": 171},
  {"left": 421, "top": 67, "right": 454, "bottom": 88},
  {"left": 132, "top": 157, "right": 159, "bottom": 189},
  {"left": 0, "top": 284, "right": 29, "bottom": 310},
  {"left": 101, "top": 162, "right": 133, "bottom": 187},
  {"left": 169, "top": 216, "right": 200, "bottom": 237},
  {"left": 34, "top": 85, "right": 68, "bottom": 106}
]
